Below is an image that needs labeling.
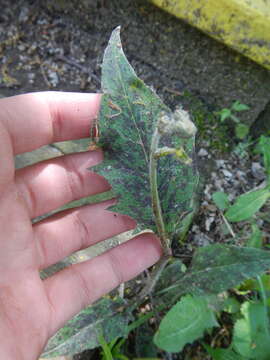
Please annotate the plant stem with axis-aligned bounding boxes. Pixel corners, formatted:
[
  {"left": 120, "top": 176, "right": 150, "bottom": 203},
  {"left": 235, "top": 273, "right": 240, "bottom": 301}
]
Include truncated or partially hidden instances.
[
  {"left": 135, "top": 128, "right": 172, "bottom": 300},
  {"left": 149, "top": 127, "right": 171, "bottom": 256},
  {"left": 138, "top": 255, "right": 171, "bottom": 301},
  {"left": 257, "top": 275, "right": 270, "bottom": 337},
  {"left": 221, "top": 212, "right": 236, "bottom": 238}
]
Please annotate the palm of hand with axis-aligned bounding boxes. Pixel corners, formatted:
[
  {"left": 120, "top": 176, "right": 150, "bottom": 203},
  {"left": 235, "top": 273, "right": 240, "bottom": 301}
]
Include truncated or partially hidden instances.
[{"left": 0, "top": 92, "right": 161, "bottom": 360}]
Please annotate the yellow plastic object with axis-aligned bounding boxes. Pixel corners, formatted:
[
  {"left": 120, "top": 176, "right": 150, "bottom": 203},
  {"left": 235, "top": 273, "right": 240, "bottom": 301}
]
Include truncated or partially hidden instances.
[{"left": 149, "top": 0, "right": 270, "bottom": 70}]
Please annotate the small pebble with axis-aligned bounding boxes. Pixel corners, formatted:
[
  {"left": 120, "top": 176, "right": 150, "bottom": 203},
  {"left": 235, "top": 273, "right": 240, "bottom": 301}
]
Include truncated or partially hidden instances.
[
  {"left": 251, "top": 162, "right": 265, "bottom": 180},
  {"left": 48, "top": 71, "right": 59, "bottom": 87},
  {"left": 221, "top": 169, "right": 233, "bottom": 178},
  {"left": 216, "top": 159, "right": 225, "bottom": 168},
  {"left": 28, "top": 73, "right": 35, "bottom": 84},
  {"left": 193, "top": 233, "right": 212, "bottom": 246},
  {"left": 198, "top": 148, "right": 208, "bottom": 157},
  {"left": 19, "top": 7, "right": 29, "bottom": 23},
  {"left": 205, "top": 216, "right": 215, "bottom": 231},
  {"left": 18, "top": 44, "right": 26, "bottom": 51}
]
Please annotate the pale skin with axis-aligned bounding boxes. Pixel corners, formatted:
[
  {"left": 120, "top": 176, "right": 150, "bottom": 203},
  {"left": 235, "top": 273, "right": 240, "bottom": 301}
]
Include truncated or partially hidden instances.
[{"left": 0, "top": 92, "right": 162, "bottom": 360}]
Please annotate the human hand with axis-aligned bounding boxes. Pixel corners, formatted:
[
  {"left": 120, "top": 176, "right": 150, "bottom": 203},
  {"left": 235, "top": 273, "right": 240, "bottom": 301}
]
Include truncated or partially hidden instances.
[{"left": 0, "top": 92, "right": 162, "bottom": 360}]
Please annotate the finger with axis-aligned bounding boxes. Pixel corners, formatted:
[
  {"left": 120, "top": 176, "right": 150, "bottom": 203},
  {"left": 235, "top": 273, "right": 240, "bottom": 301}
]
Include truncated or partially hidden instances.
[
  {"left": 15, "top": 150, "right": 110, "bottom": 218},
  {"left": 0, "top": 121, "right": 14, "bottom": 189},
  {"left": 0, "top": 92, "right": 101, "bottom": 155},
  {"left": 35, "top": 199, "right": 136, "bottom": 269},
  {"left": 44, "top": 233, "right": 162, "bottom": 335}
]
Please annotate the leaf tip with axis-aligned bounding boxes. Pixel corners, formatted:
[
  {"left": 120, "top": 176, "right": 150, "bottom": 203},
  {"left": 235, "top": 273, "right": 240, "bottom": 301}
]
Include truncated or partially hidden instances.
[{"left": 111, "top": 25, "right": 122, "bottom": 41}]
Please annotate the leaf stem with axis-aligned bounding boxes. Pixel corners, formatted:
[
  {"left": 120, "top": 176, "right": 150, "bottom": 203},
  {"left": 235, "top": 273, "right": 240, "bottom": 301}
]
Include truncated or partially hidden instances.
[
  {"left": 149, "top": 127, "right": 171, "bottom": 256},
  {"left": 138, "top": 255, "right": 171, "bottom": 301},
  {"left": 256, "top": 275, "right": 270, "bottom": 337},
  {"left": 135, "top": 127, "right": 171, "bottom": 300},
  {"left": 221, "top": 212, "right": 236, "bottom": 238}
]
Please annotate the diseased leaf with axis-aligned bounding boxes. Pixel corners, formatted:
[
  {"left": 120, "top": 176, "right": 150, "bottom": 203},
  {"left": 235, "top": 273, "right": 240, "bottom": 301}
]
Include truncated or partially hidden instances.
[
  {"left": 154, "top": 259, "right": 186, "bottom": 305},
  {"left": 154, "top": 294, "right": 218, "bottom": 352},
  {"left": 155, "top": 259, "right": 185, "bottom": 291},
  {"left": 93, "top": 27, "right": 198, "bottom": 238},
  {"left": 42, "top": 297, "right": 132, "bottom": 357},
  {"left": 160, "top": 244, "right": 270, "bottom": 296},
  {"left": 225, "top": 188, "right": 270, "bottom": 222},
  {"left": 232, "top": 301, "right": 270, "bottom": 359}
]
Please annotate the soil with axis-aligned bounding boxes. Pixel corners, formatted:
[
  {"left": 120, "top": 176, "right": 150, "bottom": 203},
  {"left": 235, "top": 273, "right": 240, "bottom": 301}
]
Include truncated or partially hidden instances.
[
  {"left": 1, "top": 0, "right": 270, "bottom": 359},
  {"left": 1, "top": 0, "right": 270, "bottom": 125}
]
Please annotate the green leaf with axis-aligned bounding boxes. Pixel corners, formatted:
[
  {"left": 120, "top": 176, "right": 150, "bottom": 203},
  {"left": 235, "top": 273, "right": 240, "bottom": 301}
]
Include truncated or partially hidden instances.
[
  {"left": 219, "top": 108, "right": 232, "bottom": 122},
  {"left": 235, "top": 123, "right": 249, "bottom": 139},
  {"left": 204, "top": 344, "right": 243, "bottom": 360},
  {"left": 222, "top": 297, "right": 241, "bottom": 314},
  {"left": 154, "top": 294, "right": 218, "bottom": 352},
  {"left": 257, "top": 136, "right": 270, "bottom": 182},
  {"left": 225, "top": 188, "right": 270, "bottom": 222},
  {"left": 160, "top": 244, "right": 270, "bottom": 296},
  {"left": 233, "top": 301, "right": 270, "bottom": 359},
  {"left": 231, "top": 101, "right": 250, "bottom": 112},
  {"left": 111, "top": 338, "right": 129, "bottom": 360},
  {"left": 212, "top": 191, "right": 230, "bottom": 211},
  {"left": 94, "top": 26, "right": 198, "bottom": 238},
  {"left": 41, "top": 297, "right": 132, "bottom": 357},
  {"left": 229, "top": 114, "right": 240, "bottom": 123},
  {"left": 247, "top": 223, "right": 263, "bottom": 248},
  {"left": 240, "top": 274, "right": 270, "bottom": 293},
  {"left": 99, "top": 333, "right": 114, "bottom": 360},
  {"left": 258, "top": 274, "right": 270, "bottom": 292}
]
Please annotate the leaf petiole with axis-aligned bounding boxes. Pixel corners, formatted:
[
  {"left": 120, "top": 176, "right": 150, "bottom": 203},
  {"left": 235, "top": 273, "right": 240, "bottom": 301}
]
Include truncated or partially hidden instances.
[{"left": 149, "top": 127, "right": 171, "bottom": 255}]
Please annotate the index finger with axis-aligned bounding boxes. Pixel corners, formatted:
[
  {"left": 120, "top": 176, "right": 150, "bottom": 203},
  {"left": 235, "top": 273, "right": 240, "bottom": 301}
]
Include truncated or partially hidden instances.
[{"left": 0, "top": 91, "right": 101, "bottom": 155}]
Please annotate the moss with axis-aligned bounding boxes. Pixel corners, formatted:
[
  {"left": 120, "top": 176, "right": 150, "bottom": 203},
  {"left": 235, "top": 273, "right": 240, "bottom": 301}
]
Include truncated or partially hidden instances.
[{"left": 182, "top": 90, "right": 234, "bottom": 153}]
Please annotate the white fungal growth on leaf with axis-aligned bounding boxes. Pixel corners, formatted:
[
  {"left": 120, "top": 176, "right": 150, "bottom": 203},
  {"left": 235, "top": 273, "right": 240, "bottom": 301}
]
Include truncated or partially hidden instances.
[{"left": 157, "top": 106, "right": 197, "bottom": 138}]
